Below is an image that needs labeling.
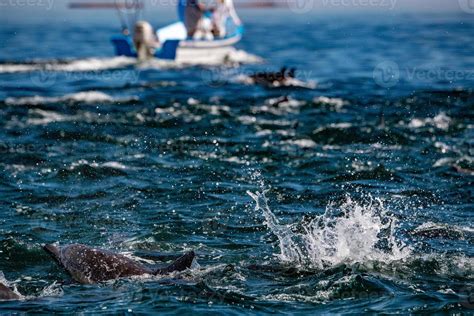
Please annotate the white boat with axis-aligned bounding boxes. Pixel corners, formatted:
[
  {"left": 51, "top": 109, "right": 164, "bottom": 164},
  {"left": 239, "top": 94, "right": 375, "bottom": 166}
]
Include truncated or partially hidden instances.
[{"left": 111, "top": 0, "right": 243, "bottom": 62}]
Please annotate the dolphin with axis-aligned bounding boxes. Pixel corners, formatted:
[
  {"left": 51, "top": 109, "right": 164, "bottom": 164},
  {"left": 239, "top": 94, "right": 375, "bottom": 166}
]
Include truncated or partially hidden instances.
[
  {"left": 249, "top": 67, "right": 297, "bottom": 87},
  {"left": 0, "top": 282, "right": 20, "bottom": 301},
  {"left": 44, "top": 244, "right": 195, "bottom": 284}
]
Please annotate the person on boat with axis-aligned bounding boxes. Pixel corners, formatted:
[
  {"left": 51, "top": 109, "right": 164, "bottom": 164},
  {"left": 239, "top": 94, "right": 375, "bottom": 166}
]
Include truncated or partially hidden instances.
[
  {"left": 133, "top": 21, "right": 160, "bottom": 60},
  {"left": 183, "top": 0, "right": 207, "bottom": 38},
  {"left": 212, "top": 0, "right": 241, "bottom": 38}
]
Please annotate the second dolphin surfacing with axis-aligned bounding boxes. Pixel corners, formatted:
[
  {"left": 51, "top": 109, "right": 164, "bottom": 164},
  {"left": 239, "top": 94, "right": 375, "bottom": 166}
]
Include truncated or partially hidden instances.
[
  {"left": 0, "top": 283, "right": 20, "bottom": 301},
  {"left": 44, "top": 244, "right": 195, "bottom": 284}
]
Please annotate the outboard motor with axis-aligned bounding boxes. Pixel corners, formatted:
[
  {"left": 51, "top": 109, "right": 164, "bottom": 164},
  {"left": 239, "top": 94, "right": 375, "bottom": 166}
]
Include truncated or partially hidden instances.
[{"left": 133, "top": 21, "right": 158, "bottom": 60}]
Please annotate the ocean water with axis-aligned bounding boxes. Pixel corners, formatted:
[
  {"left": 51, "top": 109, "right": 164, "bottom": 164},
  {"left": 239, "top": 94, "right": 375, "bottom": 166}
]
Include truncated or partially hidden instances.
[{"left": 0, "top": 9, "right": 473, "bottom": 314}]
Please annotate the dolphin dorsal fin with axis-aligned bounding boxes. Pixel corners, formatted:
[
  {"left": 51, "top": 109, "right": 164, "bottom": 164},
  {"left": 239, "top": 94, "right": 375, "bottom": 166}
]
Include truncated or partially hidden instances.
[
  {"left": 43, "top": 244, "right": 61, "bottom": 263},
  {"left": 155, "top": 251, "right": 195, "bottom": 275}
]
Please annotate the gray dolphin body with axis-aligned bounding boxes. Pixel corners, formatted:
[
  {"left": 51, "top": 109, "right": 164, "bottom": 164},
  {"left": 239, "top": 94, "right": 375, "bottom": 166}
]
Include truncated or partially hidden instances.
[
  {"left": 44, "top": 244, "right": 195, "bottom": 284},
  {"left": 0, "top": 283, "right": 20, "bottom": 300}
]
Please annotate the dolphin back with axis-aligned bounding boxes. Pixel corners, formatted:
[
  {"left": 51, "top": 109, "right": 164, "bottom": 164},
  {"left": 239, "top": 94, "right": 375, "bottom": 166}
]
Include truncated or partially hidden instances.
[
  {"left": 155, "top": 251, "right": 195, "bottom": 274},
  {"left": 0, "top": 283, "right": 20, "bottom": 301}
]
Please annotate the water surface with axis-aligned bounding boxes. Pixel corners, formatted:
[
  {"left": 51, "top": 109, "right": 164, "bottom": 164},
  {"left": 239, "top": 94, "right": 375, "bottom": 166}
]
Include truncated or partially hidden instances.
[{"left": 0, "top": 10, "right": 473, "bottom": 314}]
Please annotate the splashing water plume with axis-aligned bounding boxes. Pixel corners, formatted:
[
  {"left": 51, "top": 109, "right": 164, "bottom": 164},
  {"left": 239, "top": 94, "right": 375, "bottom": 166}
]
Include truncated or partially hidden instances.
[{"left": 247, "top": 190, "right": 411, "bottom": 269}]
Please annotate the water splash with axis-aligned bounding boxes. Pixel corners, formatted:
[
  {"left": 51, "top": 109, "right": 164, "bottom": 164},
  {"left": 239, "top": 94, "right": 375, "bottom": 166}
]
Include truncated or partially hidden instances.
[
  {"left": 38, "top": 281, "right": 63, "bottom": 298},
  {"left": 247, "top": 190, "right": 411, "bottom": 269},
  {"left": 0, "top": 271, "right": 24, "bottom": 300}
]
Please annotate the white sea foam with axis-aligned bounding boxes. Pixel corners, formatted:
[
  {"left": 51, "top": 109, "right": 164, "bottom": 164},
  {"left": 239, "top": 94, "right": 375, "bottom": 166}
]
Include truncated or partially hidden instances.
[
  {"left": 154, "top": 104, "right": 203, "bottom": 122},
  {"left": 433, "top": 155, "right": 473, "bottom": 169},
  {"left": 38, "top": 281, "right": 63, "bottom": 298},
  {"left": 101, "top": 161, "right": 127, "bottom": 170},
  {"left": 247, "top": 190, "right": 411, "bottom": 269},
  {"left": 23, "top": 108, "right": 103, "bottom": 126},
  {"left": 414, "top": 221, "right": 474, "bottom": 235},
  {"left": 70, "top": 159, "right": 128, "bottom": 170},
  {"left": 27, "top": 109, "right": 70, "bottom": 125},
  {"left": 313, "top": 96, "right": 348, "bottom": 110},
  {"left": 5, "top": 91, "right": 138, "bottom": 106},
  {"left": 281, "top": 139, "right": 317, "bottom": 149},
  {"left": 236, "top": 74, "right": 315, "bottom": 89},
  {"left": 0, "top": 57, "right": 136, "bottom": 73},
  {"left": 0, "top": 50, "right": 261, "bottom": 74},
  {"left": 406, "top": 112, "right": 452, "bottom": 130},
  {"left": 313, "top": 122, "right": 352, "bottom": 134},
  {"left": 253, "top": 97, "right": 306, "bottom": 115},
  {"left": 226, "top": 49, "right": 263, "bottom": 64}
]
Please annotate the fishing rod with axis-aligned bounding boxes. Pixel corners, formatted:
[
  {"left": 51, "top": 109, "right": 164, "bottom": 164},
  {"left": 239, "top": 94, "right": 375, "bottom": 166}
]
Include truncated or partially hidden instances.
[
  {"left": 69, "top": 1, "right": 144, "bottom": 34},
  {"left": 114, "top": 1, "right": 130, "bottom": 34}
]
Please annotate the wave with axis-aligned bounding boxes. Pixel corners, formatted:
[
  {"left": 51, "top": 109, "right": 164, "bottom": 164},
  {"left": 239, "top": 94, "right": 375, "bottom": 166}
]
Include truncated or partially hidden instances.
[
  {"left": 134, "top": 50, "right": 261, "bottom": 70},
  {"left": 249, "top": 96, "right": 306, "bottom": 115},
  {"left": 0, "top": 50, "right": 260, "bottom": 74},
  {"left": 235, "top": 74, "right": 316, "bottom": 89},
  {"left": 56, "top": 160, "right": 128, "bottom": 180},
  {"left": 4, "top": 91, "right": 138, "bottom": 106},
  {"left": 313, "top": 96, "right": 348, "bottom": 110},
  {"left": 281, "top": 139, "right": 317, "bottom": 149},
  {"left": 0, "top": 57, "right": 136, "bottom": 74},
  {"left": 403, "top": 112, "right": 452, "bottom": 131},
  {"left": 411, "top": 222, "right": 473, "bottom": 240},
  {"left": 312, "top": 123, "right": 411, "bottom": 145}
]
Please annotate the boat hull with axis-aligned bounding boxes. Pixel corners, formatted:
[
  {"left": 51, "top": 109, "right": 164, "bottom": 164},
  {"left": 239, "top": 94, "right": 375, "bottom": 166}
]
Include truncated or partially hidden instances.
[
  {"left": 176, "top": 46, "right": 236, "bottom": 64},
  {"left": 111, "top": 24, "right": 243, "bottom": 62},
  {"left": 176, "top": 33, "right": 241, "bottom": 63}
]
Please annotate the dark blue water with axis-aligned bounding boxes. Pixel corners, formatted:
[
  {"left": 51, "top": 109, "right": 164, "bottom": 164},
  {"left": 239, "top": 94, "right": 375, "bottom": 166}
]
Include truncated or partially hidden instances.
[{"left": 0, "top": 9, "right": 473, "bottom": 314}]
